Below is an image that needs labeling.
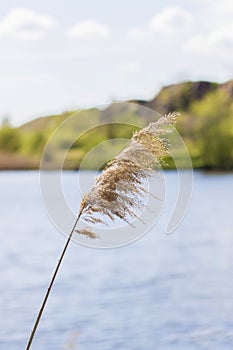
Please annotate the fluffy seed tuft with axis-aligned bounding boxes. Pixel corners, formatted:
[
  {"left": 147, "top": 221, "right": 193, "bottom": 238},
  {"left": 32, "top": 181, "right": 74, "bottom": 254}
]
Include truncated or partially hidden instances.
[{"left": 77, "top": 112, "right": 178, "bottom": 238}]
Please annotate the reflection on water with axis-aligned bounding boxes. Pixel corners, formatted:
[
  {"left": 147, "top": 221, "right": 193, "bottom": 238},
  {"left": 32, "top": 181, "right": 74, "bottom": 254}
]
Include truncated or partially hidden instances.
[{"left": 0, "top": 171, "right": 233, "bottom": 350}]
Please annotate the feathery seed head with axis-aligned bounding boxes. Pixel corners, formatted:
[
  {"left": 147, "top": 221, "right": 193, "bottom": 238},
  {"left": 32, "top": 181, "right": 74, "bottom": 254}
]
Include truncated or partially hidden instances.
[{"left": 77, "top": 112, "right": 178, "bottom": 238}]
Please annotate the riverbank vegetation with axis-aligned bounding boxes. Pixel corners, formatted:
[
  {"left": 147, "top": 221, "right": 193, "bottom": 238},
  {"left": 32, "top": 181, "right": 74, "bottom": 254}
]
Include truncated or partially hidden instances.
[{"left": 0, "top": 80, "right": 232, "bottom": 170}]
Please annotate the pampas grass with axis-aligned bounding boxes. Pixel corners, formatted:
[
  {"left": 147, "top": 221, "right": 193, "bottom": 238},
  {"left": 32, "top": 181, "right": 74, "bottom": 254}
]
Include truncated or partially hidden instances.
[{"left": 25, "top": 112, "right": 177, "bottom": 349}]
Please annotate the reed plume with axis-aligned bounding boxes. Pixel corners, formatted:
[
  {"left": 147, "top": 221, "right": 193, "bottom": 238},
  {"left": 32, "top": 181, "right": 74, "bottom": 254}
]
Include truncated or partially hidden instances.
[
  {"left": 77, "top": 112, "right": 178, "bottom": 236},
  {"left": 25, "top": 112, "right": 177, "bottom": 349}
]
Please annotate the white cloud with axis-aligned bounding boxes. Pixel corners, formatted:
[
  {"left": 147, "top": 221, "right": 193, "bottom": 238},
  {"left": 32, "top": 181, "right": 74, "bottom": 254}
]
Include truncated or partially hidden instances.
[
  {"left": 150, "top": 6, "right": 192, "bottom": 35},
  {"left": 182, "top": 0, "right": 233, "bottom": 61},
  {"left": 127, "top": 6, "right": 192, "bottom": 41},
  {"left": 187, "top": 0, "right": 233, "bottom": 30},
  {"left": 117, "top": 62, "right": 141, "bottom": 73},
  {"left": 186, "top": 25, "right": 233, "bottom": 59},
  {"left": 199, "top": 0, "right": 233, "bottom": 15},
  {"left": 0, "top": 8, "right": 56, "bottom": 40},
  {"left": 212, "top": 1, "right": 233, "bottom": 15},
  {"left": 68, "top": 20, "right": 110, "bottom": 40}
]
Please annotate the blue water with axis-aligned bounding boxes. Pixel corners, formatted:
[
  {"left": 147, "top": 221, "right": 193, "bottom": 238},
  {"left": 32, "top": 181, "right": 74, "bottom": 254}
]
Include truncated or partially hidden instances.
[{"left": 0, "top": 171, "right": 233, "bottom": 350}]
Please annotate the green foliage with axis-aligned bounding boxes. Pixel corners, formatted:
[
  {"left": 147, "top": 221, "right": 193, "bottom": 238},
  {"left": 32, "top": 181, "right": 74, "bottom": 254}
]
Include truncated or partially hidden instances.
[
  {"left": 20, "top": 132, "right": 46, "bottom": 154},
  {"left": 189, "top": 90, "right": 233, "bottom": 169},
  {"left": 0, "top": 82, "right": 232, "bottom": 170},
  {"left": 0, "top": 126, "right": 21, "bottom": 152},
  {"left": 72, "top": 125, "right": 109, "bottom": 152}
]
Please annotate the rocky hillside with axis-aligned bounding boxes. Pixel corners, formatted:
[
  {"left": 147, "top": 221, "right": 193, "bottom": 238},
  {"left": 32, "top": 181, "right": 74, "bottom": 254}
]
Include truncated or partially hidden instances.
[{"left": 132, "top": 80, "right": 233, "bottom": 114}]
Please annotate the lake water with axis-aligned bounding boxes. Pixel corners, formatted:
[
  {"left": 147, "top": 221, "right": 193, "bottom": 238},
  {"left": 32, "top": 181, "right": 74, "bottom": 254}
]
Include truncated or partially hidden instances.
[{"left": 0, "top": 171, "right": 233, "bottom": 350}]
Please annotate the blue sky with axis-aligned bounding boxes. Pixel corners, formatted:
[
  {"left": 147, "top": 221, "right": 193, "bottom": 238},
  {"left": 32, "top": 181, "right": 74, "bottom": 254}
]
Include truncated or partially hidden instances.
[{"left": 0, "top": 0, "right": 232, "bottom": 125}]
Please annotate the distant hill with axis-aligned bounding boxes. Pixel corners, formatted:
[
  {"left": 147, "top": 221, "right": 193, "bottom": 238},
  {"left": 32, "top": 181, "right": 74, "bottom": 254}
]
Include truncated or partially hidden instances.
[
  {"left": 19, "top": 111, "right": 78, "bottom": 132},
  {"left": 0, "top": 80, "right": 232, "bottom": 170},
  {"left": 132, "top": 80, "right": 233, "bottom": 113}
]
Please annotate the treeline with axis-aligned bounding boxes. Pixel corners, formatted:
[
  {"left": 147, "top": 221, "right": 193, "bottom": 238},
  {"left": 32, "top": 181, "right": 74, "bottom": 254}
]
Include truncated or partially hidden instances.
[
  {"left": 176, "top": 88, "right": 233, "bottom": 170},
  {"left": 0, "top": 81, "right": 232, "bottom": 170}
]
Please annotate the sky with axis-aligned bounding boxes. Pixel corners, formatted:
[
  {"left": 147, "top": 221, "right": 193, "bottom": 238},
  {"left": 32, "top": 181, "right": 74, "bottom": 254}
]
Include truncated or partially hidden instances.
[{"left": 0, "top": 0, "right": 232, "bottom": 125}]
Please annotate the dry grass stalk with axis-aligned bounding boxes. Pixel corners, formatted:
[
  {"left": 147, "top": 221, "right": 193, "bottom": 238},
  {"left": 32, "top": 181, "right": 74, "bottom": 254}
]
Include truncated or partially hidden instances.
[
  {"left": 78, "top": 112, "right": 178, "bottom": 237},
  {"left": 26, "top": 112, "right": 177, "bottom": 349}
]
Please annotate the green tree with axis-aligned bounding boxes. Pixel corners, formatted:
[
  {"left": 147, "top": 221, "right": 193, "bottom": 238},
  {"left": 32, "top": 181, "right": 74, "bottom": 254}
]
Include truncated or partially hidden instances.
[
  {"left": 190, "top": 90, "right": 233, "bottom": 169},
  {"left": 0, "top": 126, "right": 21, "bottom": 152}
]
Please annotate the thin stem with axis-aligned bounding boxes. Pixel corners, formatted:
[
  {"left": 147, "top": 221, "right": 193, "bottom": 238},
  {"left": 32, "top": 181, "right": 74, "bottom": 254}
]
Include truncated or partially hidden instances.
[{"left": 25, "top": 213, "right": 81, "bottom": 350}]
